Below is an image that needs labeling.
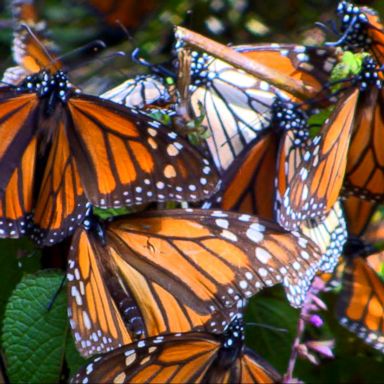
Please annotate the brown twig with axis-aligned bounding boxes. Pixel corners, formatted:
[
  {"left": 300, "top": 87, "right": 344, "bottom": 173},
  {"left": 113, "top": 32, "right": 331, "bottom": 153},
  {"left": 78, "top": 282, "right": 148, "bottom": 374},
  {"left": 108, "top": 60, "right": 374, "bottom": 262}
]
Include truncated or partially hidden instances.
[{"left": 175, "top": 26, "right": 319, "bottom": 101}]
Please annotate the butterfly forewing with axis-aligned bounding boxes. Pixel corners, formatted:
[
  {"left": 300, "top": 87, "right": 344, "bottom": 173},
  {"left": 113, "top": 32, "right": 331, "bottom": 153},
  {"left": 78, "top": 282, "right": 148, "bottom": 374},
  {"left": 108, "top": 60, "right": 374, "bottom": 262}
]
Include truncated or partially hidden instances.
[
  {"left": 66, "top": 95, "right": 218, "bottom": 209},
  {"left": 68, "top": 208, "right": 323, "bottom": 357},
  {"left": 277, "top": 89, "right": 359, "bottom": 230}
]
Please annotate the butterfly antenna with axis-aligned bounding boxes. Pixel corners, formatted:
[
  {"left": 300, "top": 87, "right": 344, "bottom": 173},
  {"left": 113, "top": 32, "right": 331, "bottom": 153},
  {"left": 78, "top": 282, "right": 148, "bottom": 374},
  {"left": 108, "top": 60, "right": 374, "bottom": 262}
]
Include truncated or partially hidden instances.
[
  {"left": 325, "top": 15, "right": 358, "bottom": 47},
  {"left": 314, "top": 21, "right": 334, "bottom": 35},
  {"left": 131, "top": 48, "right": 176, "bottom": 79},
  {"left": 246, "top": 322, "right": 288, "bottom": 333},
  {"left": 47, "top": 275, "right": 66, "bottom": 311},
  {"left": 115, "top": 19, "right": 135, "bottom": 42},
  {"left": 19, "top": 23, "right": 57, "bottom": 68},
  {"left": 53, "top": 40, "right": 107, "bottom": 67},
  {"left": 68, "top": 50, "right": 127, "bottom": 74}
]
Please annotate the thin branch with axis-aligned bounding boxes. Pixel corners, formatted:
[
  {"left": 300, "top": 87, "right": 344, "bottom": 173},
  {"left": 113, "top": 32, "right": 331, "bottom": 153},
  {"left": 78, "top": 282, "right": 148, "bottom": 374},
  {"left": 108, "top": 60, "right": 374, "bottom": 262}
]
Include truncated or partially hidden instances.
[{"left": 175, "top": 26, "right": 318, "bottom": 100}]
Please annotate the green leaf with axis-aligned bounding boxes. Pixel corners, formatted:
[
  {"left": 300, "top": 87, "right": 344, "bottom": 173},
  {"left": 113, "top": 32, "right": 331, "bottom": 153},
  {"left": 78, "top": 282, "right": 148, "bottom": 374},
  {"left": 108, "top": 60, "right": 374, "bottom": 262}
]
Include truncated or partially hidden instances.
[
  {"left": 0, "top": 239, "right": 41, "bottom": 324},
  {"left": 65, "top": 332, "right": 87, "bottom": 378},
  {"left": 93, "top": 206, "right": 136, "bottom": 220},
  {"left": 2, "top": 271, "right": 67, "bottom": 384},
  {"left": 330, "top": 51, "right": 371, "bottom": 90},
  {"left": 245, "top": 287, "right": 299, "bottom": 373}
]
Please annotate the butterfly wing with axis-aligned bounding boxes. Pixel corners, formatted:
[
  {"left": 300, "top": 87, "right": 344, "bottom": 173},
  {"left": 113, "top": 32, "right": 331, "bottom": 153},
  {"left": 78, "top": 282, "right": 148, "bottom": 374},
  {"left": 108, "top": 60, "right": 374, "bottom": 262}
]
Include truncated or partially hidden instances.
[
  {"left": 300, "top": 201, "right": 347, "bottom": 273},
  {"left": 109, "top": 209, "right": 322, "bottom": 308},
  {"left": 344, "top": 88, "right": 384, "bottom": 202},
  {"left": 31, "top": 120, "right": 89, "bottom": 246},
  {"left": 67, "top": 228, "right": 136, "bottom": 357},
  {"left": 337, "top": 256, "right": 384, "bottom": 352},
  {"left": 71, "top": 333, "right": 220, "bottom": 384},
  {"left": 11, "top": 0, "right": 60, "bottom": 74},
  {"left": 208, "top": 133, "right": 277, "bottom": 220},
  {"left": 277, "top": 89, "right": 359, "bottom": 230},
  {"left": 66, "top": 95, "right": 218, "bottom": 208},
  {"left": 0, "top": 137, "right": 36, "bottom": 238},
  {"left": 68, "top": 209, "right": 322, "bottom": 356},
  {"left": 101, "top": 75, "right": 172, "bottom": 109},
  {"left": 187, "top": 44, "right": 336, "bottom": 172},
  {"left": 0, "top": 91, "right": 39, "bottom": 197},
  {"left": 236, "top": 44, "right": 337, "bottom": 94},
  {"left": 71, "top": 331, "right": 280, "bottom": 384}
]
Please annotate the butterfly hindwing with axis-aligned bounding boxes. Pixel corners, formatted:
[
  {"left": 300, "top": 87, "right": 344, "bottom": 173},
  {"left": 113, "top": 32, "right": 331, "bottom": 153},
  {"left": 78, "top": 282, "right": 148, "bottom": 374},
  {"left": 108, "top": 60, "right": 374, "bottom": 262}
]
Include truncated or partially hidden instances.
[{"left": 337, "top": 257, "right": 384, "bottom": 352}]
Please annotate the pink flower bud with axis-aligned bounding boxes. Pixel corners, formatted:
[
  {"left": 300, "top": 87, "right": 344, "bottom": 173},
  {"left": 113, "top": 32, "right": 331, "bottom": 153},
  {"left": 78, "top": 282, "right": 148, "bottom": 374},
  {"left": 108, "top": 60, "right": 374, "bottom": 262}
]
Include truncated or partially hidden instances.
[{"left": 306, "top": 340, "right": 335, "bottom": 359}]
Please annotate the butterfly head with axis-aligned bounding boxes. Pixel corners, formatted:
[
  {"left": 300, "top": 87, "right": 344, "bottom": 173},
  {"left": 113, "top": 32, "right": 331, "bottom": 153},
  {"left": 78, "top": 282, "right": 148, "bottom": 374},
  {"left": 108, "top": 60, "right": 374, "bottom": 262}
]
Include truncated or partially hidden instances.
[
  {"left": 82, "top": 205, "right": 107, "bottom": 245},
  {"left": 272, "top": 98, "right": 309, "bottom": 146},
  {"left": 18, "top": 70, "right": 70, "bottom": 114},
  {"left": 336, "top": 1, "right": 371, "bottom": 51},
  {"left": 357, "top": 56, "right": 382, "bottom": 91},
  {"left": 218, "top": 315, "right": 245, "bottom": 367}
]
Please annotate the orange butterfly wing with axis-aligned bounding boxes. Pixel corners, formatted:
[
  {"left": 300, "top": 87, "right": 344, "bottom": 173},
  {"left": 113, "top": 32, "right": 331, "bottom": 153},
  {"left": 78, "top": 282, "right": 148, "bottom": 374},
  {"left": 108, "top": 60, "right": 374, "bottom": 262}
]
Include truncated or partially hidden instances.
[
  {"left": 71, "top": 332, "right": 280, "bottom": 383},
  {"left": 66, "top": 95, "right": 218, "bottom": 208},
  {"left": 277, "top": 89, "right": 359, "bottom": 230},
  {"left": 68, "top": 209, "right": 322, "bottom": 357},
  {"left": 0, "top": 137, "right": 36, "bottom": 238},
  {"left": 31, "top": 121, "right": 88, "bottom": 245},
  {"left": 11, "top": 0, "right": 61, "bottom": 75},
  {"left": 210, "top": 134, "right": 277, "bottom": 220},
  {"left": 0, "top": 93, "right": 39, "bottom": 191},
  {"left": 67, "top": 229, "right": 134, "bottom": 357},
  {"left": 344, "top": 88, "right": 384, "bottom": 202},
  {"left": 337, "top": 257, "right": 384, "bottom": 352},
  {"left": 237, "top": 44, "right": 337, "bottom": 95}
]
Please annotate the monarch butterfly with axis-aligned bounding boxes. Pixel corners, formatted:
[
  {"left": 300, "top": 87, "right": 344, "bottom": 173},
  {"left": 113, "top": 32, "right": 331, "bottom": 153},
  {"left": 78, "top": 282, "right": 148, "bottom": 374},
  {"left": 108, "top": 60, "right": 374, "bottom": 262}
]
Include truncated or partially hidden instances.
[
  {"left": 277, "top": 51, "right": 384, "bottom": 230},
  {"left": 205, "top": 98, "right": 347, "bottom": 274},
  {"left": 71, "top": 315, "right": 281, "bottom": 384},
  {"left": 336, "top": 242, "right": 384, "bottom": 353},
  {"left": 0, "top": 29, "right": 218, "bottom": 246},
  {"left": 205, "top": 96, "right": 312, "bottom": 218},
  {"left": 9, "top": 0, "right": 60, "bottom": 77},
  {"left": 327, "top": 2, "right": 384, "bottom": 203},
  {"left": 101, "top": 74, "right": 172, "bottom": 110},
  {"left": 182, "top": 44, "right": 337, "bottom": 173},
  {"left": 67, "top": 207, "right": 322, "bottom": 357}
]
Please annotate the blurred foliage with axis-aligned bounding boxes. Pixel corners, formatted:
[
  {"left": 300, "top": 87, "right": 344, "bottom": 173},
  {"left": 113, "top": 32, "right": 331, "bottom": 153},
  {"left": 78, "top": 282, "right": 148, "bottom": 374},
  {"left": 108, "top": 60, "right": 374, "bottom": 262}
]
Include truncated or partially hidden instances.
[{"left": 0, "top": 0, "right": 383, "bottom": 383}]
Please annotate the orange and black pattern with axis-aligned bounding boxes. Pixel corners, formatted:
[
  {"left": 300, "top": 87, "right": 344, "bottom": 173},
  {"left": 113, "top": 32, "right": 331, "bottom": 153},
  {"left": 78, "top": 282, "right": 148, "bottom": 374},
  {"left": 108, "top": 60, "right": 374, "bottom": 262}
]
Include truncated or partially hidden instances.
[
  {"left": 67, "top": 208, "right": 322, "bottom": 357},
  {"left": 277, "top": 89, "right": 358, "bottom": 230},
  {"left": 337, "top": 254, "right": 384, "bottom": 352},
  {"left": 185, "top": 44, "right": 337, "bottom": 173},
  {"left": 332, "top": 2, "right": 384, "bottom": 203},
  {"left": 71, "top": 315, "right": 281, "bottom": 384}
]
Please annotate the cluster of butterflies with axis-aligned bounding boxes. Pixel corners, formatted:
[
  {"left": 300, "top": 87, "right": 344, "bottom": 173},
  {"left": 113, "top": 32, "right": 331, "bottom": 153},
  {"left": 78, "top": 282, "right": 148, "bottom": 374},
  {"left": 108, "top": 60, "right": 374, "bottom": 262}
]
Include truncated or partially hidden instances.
[{"left": 1, "top": 0, "right": 384, "bottom": 382}]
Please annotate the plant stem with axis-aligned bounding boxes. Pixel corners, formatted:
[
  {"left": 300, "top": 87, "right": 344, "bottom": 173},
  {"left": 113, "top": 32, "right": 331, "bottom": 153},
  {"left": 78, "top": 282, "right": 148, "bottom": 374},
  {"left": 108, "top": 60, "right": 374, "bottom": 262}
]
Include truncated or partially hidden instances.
[{"left": 175, "top": 26, "right": 318, "bottom": 100}]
